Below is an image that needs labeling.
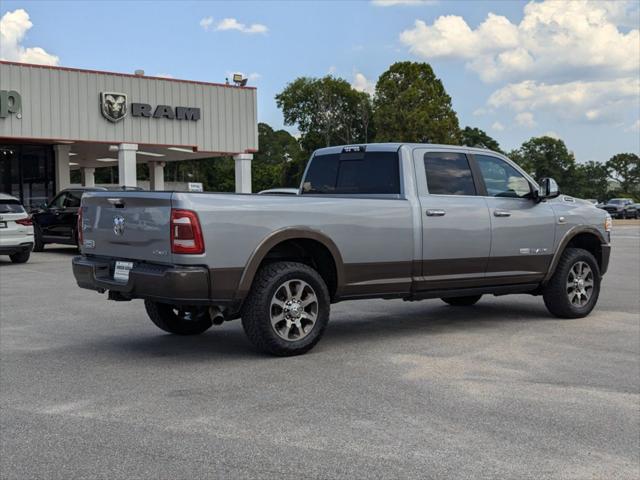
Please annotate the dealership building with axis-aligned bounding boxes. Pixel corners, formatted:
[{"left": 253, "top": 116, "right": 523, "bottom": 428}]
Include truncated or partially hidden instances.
[{"left": 0, "top": 61, "right": 258, "bottom": 208}]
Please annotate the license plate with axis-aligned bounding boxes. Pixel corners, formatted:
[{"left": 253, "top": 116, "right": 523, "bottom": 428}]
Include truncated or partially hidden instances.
[
  {"left": 0, "top": 221, "right": 6, "bottom": 228},
  {"left": 113, "top": 261, "right": 134, "bottom": 282}
]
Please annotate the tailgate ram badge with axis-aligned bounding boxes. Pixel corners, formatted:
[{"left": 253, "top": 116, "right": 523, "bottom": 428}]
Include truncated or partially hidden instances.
[{"left": 113, "top": 215, "right": 125, "bottom": 236}]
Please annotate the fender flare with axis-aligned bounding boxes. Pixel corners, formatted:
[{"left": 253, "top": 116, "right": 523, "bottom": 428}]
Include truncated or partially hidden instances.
[
  {"left": 235, "top": 227, "right": 345, "bottom": 300},
  {"left": 542, "top": 226, "right": 607, "bottom": 284}
]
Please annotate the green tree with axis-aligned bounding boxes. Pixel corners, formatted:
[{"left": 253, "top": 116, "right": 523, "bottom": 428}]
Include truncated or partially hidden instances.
[
  {"left": 510, "top": 136, "right": 579, "bottom": 195},
  {"left": 252, "top": 122, "right": 307, "bottom": 190},
  {"left": 373, "top": 61, "right": 461, "bottom": 144},
  {"left": 574, "top": 161, "right": 610, "bottom": 201},
  {"left": 460, "top": 126, "right": 503, "bottom": 153},
  {"left": 607, "top": 153, "right": 639, "bottom": 199},
  {"left": 276, "top": 76, "right": 373, "bottom": 153}
]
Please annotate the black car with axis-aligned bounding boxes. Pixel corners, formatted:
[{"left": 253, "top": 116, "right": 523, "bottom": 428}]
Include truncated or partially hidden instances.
[
  {"left": 599, "top": 198, "right": 638, "bottom": 219},
  {"left": 31, "top": 187, "right": 106, "bottom": 250}
]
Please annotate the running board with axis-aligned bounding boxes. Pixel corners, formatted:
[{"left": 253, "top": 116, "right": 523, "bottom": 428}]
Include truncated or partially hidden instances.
[{"left": 407, "top": 283, "right": 539, "bottom": 301}]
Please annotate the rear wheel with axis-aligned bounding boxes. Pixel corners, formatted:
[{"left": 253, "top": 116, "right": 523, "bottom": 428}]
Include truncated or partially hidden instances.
[
  {"left": 543, "top": 248, "right": 600, "bottom": 318},
  {"left": 241, "top": 261, "right": 330, "bottom": 356},
  {"left": 441, "top": 295, "right": 482, "bottom": 306},
  {"left": 9, "top": 250, "right": 30, "bottom": 263},
  {"left": 144, "top": 300, "right": 213, "bottom": 335}
]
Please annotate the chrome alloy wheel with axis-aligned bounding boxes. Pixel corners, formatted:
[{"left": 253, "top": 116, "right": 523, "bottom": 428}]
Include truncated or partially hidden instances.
[
  {"left": 566, "top": 261, "right": 594, "bottom": 307},
  {"left": 270, "top": 279, "right": 318, "bottom": 341}
]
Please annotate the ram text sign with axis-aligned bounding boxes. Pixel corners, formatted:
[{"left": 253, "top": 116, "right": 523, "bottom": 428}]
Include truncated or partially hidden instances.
[{"left": 100, "top": 91, "right": 200, "bottom": 123}]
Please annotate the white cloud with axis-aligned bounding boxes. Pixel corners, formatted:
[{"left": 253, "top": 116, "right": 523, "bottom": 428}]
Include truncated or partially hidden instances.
[
  {"left": 199, "top": 16, "right": 213, "bottom": 31},
  {"left": 542, "top": 131, "right": 561, "bottom": 140},
  {"left": 216, "top": 18, "right": 268, "bottom": 34},
  {"left": 515, "top": 111, "right": 536, "bottom": 128},
  {"left": 491, "top": 121, "right": 505, "bottom": 131},
  {"left": 399, "top": 1, "right": 639, "bottom": 83},
  {"left": 373, "top": 0, "right": 437, "bottom": 6},
  {"left": 352, "top": 72, "right": 375, "bottom": 95},
  {"left": 488, "top": 78, "right": 640, "bottom": 122},
  {"left": 0, "top": 9, "right": 58, "bottom": 65}
]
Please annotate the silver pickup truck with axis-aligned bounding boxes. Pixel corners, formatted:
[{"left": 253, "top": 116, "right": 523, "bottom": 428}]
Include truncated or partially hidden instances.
[{"left": 73, "top": 144, "right": 612, "bottom": 356}]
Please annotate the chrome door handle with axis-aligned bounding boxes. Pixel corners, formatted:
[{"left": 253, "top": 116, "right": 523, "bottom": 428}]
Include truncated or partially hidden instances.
[
  {"left": 426, "top": 209, "right": 446, "bottom": 217},
  {"left": 494, "top": 209, "right": 511, "bottom": 217}
]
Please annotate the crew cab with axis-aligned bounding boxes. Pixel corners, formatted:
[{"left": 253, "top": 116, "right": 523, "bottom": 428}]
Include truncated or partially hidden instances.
[{"left": 73, "top": 144, "right": 612, "bottom": 356}]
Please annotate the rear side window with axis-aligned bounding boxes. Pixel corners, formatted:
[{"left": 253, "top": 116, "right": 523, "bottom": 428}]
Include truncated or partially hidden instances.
[
  {"left": 0, "top": 199, "right": 25, "bottom": 214},
  {"left": 424, "top": 152, "right": 476, "bottom": 196},
  {"left": 302, "top": 151, "right": 401, "bottom": 195}
]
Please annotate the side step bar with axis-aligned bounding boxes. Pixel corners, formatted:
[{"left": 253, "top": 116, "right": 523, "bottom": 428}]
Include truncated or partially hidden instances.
[{"left": 408, "top": 283, "right": 539, "bottom": 301}]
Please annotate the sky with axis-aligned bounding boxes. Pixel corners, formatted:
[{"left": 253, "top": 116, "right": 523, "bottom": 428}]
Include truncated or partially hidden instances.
[{"left": 1, "top": 0, "right": 639, "bottom": 163}]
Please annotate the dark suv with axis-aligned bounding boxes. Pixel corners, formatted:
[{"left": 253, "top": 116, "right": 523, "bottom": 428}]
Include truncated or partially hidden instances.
[
  {"left": 600, "top": 198, "right": 638, "bottom": 219},
  {"left": 32, "top": 186, "right": 145, "bottom": 250},
  {"left": 31, "top": 188, "right": 106, "bottom": 250}
]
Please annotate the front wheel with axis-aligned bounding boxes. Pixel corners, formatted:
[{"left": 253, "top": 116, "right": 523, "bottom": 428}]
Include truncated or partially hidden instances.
[
  {"left": 144, "top": 301, "right": 213, "bottom": 335},
  {"left": 441, "top": 295, "right": 482, "bottom": 306},
  {"left": 543, "top": 248, "right": 600, "bottom": 319},
  {"left": 241, "top": 261, "right": 330, "bottom": 356}
]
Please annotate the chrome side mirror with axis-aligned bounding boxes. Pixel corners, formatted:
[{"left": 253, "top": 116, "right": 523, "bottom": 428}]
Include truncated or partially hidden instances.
[{"left": 538, "top": 177, "right": 560, "bottom": 200}]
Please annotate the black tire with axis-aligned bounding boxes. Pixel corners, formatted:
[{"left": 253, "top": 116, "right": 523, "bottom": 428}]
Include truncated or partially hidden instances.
[
  {"left": 144, "top": 300, "right": 213, "bottom": 335},
  {"left": 543, "top": 248, "right": 600, "bottom": 319},
  {"left": 33, "top": 225, "right": 45, "bottom": 252},
  {"left": 441, "top": 295, "right": 482, "bottom": 306},
  {"left": 9, "top": 250, "right": 30, "bottom": 263},
  {"left": 241, "top": 261, "right": 330, "bottom": 356}
]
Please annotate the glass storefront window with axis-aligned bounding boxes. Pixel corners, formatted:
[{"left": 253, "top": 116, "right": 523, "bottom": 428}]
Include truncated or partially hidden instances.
[{"left": 0, "top": 144, "right": 55, "bottom": 210}]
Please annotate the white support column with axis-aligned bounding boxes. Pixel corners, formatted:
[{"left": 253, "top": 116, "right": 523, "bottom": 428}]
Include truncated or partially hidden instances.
[
  {"left": 53, "top": 144, "right": 71, "bottom": 192},
  {"left": 81, "top": 167, "right": 95, "bottom": 187},
  {"left": 149, "top": 161, "right": 165, "bottom": 191},
  {"left": 233, "top": 153, "right": 253, "bottom": 193},
  {"left": 118, "top": 143, "right": 138, "bottom": 188}
]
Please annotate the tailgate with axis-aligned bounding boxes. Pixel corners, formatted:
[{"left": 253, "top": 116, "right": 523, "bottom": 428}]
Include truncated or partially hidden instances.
[{"left": 81, "top": 191, "right": 173, "bottom": 263}]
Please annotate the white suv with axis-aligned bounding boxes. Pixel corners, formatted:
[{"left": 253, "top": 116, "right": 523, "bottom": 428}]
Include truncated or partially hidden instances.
[{"left": 0, "top": 193, "right": 34, "bottom": 263}]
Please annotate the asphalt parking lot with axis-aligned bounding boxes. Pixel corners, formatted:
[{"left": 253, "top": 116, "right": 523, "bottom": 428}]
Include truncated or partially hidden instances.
[{"left": 1, "top": 227, "right": 638, "bottom": 480}]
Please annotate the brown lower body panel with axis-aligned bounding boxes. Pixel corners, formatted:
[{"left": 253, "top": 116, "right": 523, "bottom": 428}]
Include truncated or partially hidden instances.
[{"left": 210, "top": 255, "right": 552, "bottom": 304}]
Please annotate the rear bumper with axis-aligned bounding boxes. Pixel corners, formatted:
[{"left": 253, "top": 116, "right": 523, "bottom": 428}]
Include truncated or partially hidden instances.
[
  {"left": 72, "top": 255, "right": 211, "bottom": 305},
  {"left": 0, "top": 242, "right": 33, "bottom": 255}
]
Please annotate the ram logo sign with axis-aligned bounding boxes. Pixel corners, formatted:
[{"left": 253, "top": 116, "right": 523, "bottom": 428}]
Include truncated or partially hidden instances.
[
  {"left": 99, "top": 92, "right": 200, "bottom": 123},
  {"left": 100, "top": 92, "right": 128, "bottom": 123}
]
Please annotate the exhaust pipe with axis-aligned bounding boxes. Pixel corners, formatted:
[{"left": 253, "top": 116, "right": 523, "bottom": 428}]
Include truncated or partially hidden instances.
[{"left": 209, "top": 306, "right": 225, "bottom": 325}]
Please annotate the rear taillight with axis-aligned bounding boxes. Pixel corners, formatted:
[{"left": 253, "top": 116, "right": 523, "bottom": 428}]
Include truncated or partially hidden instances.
[
  {"left": 170, "top": 209, "right": 205, "bottom": 254},
  {"left": 15, "top": 217, "right": 33, "bottom": 226},
  {"left": 77, "top": 207, "right": 83, "bottom": 245}
]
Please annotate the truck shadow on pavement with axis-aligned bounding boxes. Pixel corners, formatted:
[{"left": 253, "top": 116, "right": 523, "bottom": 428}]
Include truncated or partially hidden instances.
[{"left": 75, "top": 301, "right": 555, "bottom": 361}]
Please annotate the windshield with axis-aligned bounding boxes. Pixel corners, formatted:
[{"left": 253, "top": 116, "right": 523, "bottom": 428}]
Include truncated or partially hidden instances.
[
  {"left": 609, "top": 199, "right": 627, "bottom": 205},
  {"left": 0, "top": 199, "right": 25, "bottom": 214}
]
